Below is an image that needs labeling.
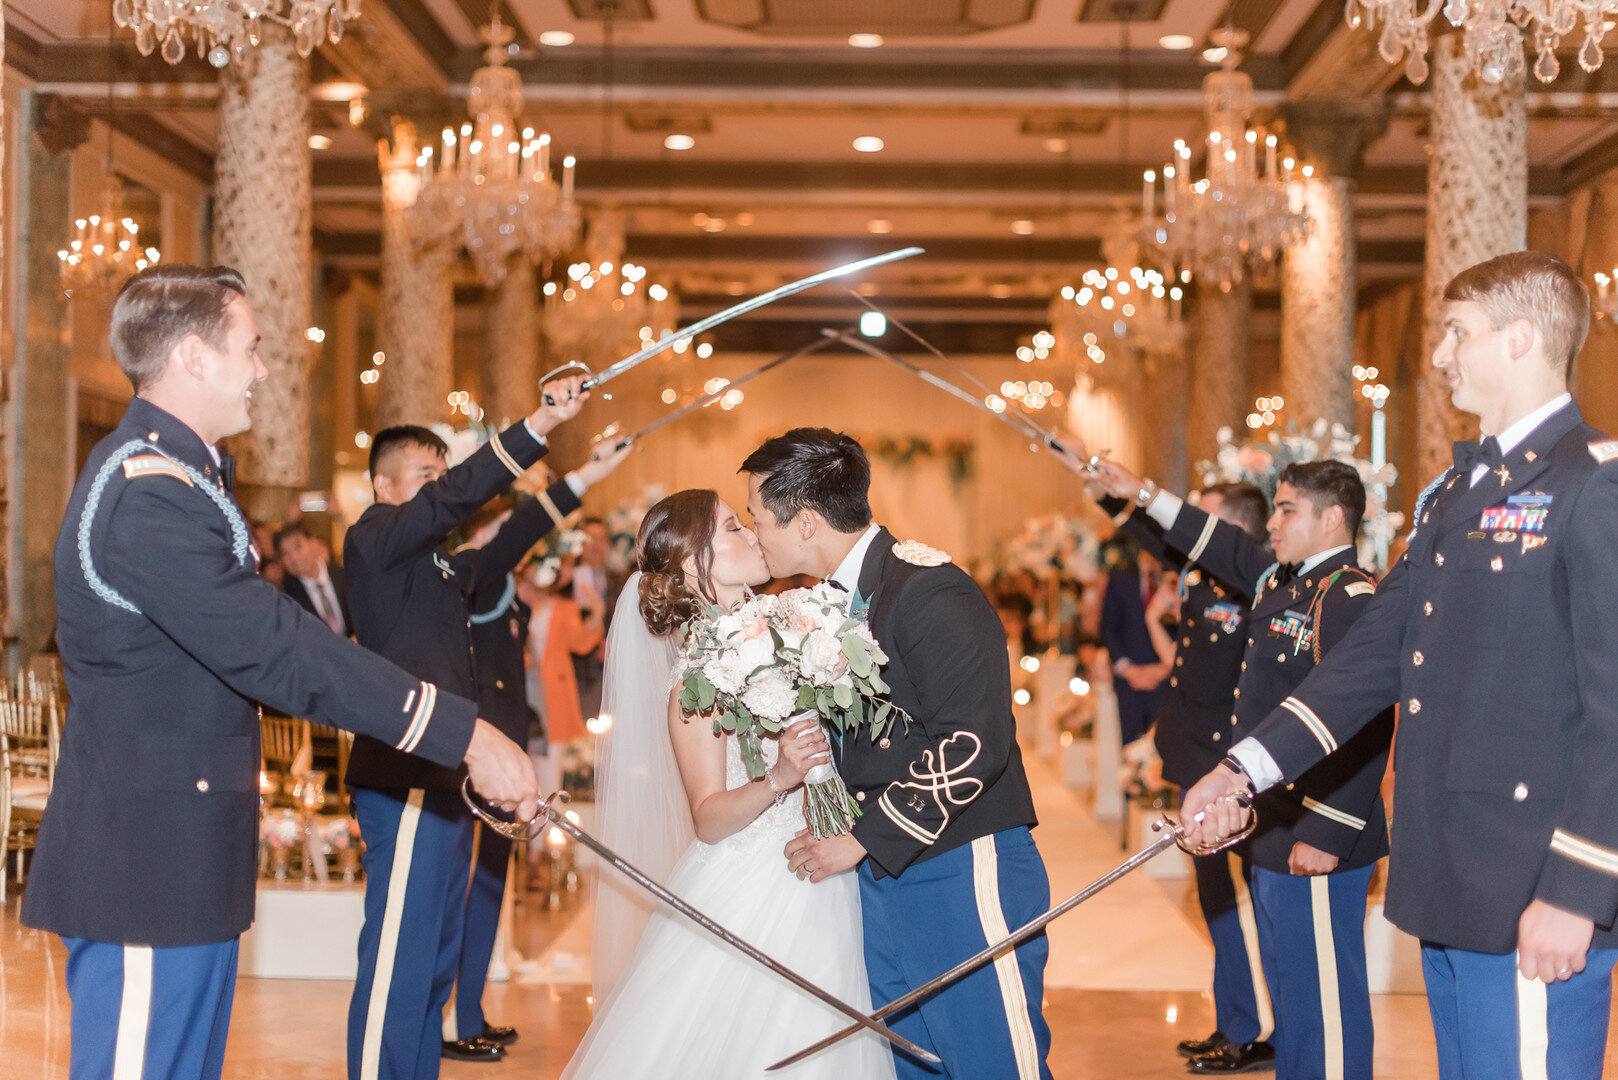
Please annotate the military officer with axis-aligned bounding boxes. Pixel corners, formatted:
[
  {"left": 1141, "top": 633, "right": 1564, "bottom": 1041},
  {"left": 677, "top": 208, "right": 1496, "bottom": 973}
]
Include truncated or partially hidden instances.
[
  {"left": 20, "top": 264, "right": 537, "bottom": 1080},
  {"left": 1096, "top": 482, "right": 1276, "bottom": 1067},
  {"left": 343, "top": 401, "right": 627, "bottom": 1079},
  {"left": 1090, "top": 457, "right": 1392, "bottom": 1080},
  {"left": 1186, "top": 251, "right": 1618, "bottom": 1080}
]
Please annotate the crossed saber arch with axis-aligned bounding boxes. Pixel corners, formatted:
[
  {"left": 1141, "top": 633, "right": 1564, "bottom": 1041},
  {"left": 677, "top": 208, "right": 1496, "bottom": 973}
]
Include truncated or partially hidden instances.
[{"left": 464, "top": 782, "right": 1254, "bottom": 1069}]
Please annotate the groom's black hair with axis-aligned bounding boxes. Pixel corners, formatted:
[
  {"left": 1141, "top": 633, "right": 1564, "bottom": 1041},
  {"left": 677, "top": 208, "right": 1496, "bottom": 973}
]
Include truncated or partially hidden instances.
[{"left": 740, "top": 428, "right": 873, "bottom": 533}]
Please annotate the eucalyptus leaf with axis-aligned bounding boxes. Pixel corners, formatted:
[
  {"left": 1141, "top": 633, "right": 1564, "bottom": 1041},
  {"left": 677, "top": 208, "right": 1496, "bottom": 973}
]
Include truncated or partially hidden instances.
[{"left": 834, "top": 683, "right": 855, "bottom": 710}]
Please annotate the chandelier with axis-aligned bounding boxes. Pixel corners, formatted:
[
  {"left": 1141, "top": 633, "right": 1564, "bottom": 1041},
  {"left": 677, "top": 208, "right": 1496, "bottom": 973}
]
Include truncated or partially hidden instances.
[
  {"left": 1050, "top": 214, "right": 1186, "bottom": 373},
  {"left": 1593, "top": 269, "right": 1618, "bottom": 326},
  {"left": 1346, "top": 0, "right": 1618, "bottom": 85},
  {"left": 57, "top": 180, "right": 163, "bottom": 300},
  {"left": 543, "top": 209, "right": 678, "bottom": 369},
  {"left": 113, "top": 0, "right": 359, "bottom": 67},
  {"left": 413, "top": 12, "right": 579, "bottom": 289},
  {"left": 1142, "top": 28, "right": 1311, "bottom": 290}
]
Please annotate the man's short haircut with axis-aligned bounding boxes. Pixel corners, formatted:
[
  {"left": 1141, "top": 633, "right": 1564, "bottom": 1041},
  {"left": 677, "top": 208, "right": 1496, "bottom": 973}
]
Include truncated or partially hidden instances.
[
  {"left": 740, "top": 428, "right": 873, "bottom": 533},
  {"left": 272, "top": 523, "right": 313, "bottom": 554},
  {"left": 369, "top": 425, "right": 448, "bottom": 477},
  {"left": 1279, "top": 460, "right": 1366, "bottom": 538},
  {"left": 1203, "top": 481, "right": 1269, "bottom": 539},
  {"left": 1443, "top": 251, "right": 1590, "bottom": 376},
  {"left": 109, "top": 264, "right": 247, "bottom": 393}
]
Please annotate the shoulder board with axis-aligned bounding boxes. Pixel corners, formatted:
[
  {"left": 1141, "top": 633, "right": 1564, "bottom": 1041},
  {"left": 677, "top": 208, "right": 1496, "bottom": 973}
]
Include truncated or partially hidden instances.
[
  {"left": 122, "top": 455, "right": 195, "bottom": 486},
  {"left": 1344, "top": 581, "right": 1376, "bottom": 597},
  {"left": 1589, "top": 439, "right": 1618, "bottom": 465},
  {"left": 892, "top": 539, "right": 952, "bottom": 567}
]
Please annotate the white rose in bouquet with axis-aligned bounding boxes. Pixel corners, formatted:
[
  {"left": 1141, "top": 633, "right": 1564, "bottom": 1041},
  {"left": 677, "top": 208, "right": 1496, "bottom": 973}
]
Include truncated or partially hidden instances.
[
  {"left": 799, "top": 629, "right": 850, "bottom": 684},
  {"left": 704, "top": 652, "right": 752, "bottom": 696},
  {"left": 740, "top": 667, "right": 798, "bottom": 722},
  {"left": 732, "top": 628, "right": 776, "bottom": 674}
]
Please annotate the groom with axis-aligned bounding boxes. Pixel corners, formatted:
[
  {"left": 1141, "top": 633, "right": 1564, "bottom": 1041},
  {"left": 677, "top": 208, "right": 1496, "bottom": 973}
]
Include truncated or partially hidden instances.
[{"left": 743, "top": 428, "right": 1052, "bottom": 1080}]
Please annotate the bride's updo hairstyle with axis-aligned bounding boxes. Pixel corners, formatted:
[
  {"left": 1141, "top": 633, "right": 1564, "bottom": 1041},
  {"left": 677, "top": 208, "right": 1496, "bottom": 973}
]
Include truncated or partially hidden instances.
[{"left": 637, "top": 489, "right": 721, "bottom": 637}]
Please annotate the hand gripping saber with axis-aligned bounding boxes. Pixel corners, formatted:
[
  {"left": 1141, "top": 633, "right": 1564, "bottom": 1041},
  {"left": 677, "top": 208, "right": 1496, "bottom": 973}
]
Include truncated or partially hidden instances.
[
  {"left": 766, "top": 800, "right": 1257, "bottom": 1071},
  {"left": 541, "top": 246, "right": 925, "bottom": 404},
  {"left": 460, "top": 781, "right": 943, "bottom": 1067}
]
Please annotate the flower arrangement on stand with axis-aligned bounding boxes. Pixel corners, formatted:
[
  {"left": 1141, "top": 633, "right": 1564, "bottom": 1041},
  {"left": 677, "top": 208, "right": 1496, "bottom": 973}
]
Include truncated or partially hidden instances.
[{"left": 1196, "top": 419, "right": 1401, "bottom": 572}]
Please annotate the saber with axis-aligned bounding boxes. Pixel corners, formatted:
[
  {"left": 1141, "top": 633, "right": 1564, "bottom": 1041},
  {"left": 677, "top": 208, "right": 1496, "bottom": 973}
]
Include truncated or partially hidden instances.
[
  {"left": 460, "top": 781, "right": 942, "bottom": 1066},
  {"left": 828, "top": 331, "right": 1107, "bottom": 472},
  {"left": 542, "top": 246, "right": 924, "bottom": 404},
  {"left": 767, "top": 803, "right": 1256, "bottom": 1071},
  {"left": 619, "top": 333, "right": 838, "bottom": 446}
]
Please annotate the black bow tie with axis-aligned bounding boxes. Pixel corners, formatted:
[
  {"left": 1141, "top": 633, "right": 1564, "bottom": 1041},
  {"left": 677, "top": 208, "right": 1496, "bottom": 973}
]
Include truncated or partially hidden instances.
[
  {"left": 1273, "top": 562, "right": 1299, "bottom": 589},
  {"left": 1453, "top": 436, "right": 1503, "bottom": 473},
  {"left": 219, "top": 453, "right": 236, "bottom": 492}
]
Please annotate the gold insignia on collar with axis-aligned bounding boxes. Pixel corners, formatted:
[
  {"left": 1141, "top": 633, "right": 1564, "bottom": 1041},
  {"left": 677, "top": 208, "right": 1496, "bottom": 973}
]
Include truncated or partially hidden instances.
[
  {"left": 1525, "top": 451, "right": 1538, "bottom": 463},
  {"left": 1494, "top": 465, "right": 1511, "bottom": 485},
  {"left": 892, "top": 540, "right": 952, "bottom": 567},
  {"left": 1589, "top": 439, "right": 1618, "bottom": 465}
]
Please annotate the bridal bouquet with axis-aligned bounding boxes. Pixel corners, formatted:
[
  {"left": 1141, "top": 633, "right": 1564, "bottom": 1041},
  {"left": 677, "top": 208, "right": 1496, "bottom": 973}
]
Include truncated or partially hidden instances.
[{"left": 678, "top": 583, "right": 905, "bottom": 837}]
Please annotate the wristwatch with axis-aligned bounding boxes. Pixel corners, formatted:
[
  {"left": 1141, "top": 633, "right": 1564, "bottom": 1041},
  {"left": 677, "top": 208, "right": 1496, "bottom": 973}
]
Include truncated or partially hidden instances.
[
  {"left": 1133, "top": 478, "right": 1160, "bottom": 508},
  {"left": 1219, "top": 753, "right": 1257, "bottom": 795}
]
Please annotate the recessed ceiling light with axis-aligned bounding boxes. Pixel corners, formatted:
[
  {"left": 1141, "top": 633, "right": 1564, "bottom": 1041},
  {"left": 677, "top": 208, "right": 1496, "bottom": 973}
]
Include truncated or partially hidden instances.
[
  {"left": 734, "top": 212, "right": 755, "bottom": 226},
  {"left": 1159, "top": 34, "right": 1195, "bottom": 51},
  {"left": 867, "top": 219, "right": 893, "bottom": 234},
  {"left": 1011, "top": 220, "right": 1035, "bottom": 235},
  {"left": 1202, "top": 46, "right": 1228, "bottom": 63},
  {"left": 539, "top": 30, "right": 575, "bottom": 46},
  {"left": 308, "top": 134, "right": 333, "bottom": 150},
  {"left": 989, "top": 283, "right": 1014, "bottom": 299},
  {"left": 692, "top": 212, "right": 710, "bottom": 226},
  {"left": 664, "top": 134, "right": 695, "bottom": 151},
  {"left": 849, "top": 33, "right": 884, "bottom": 48},
  {"left": 1043, "top": 137, "right": 1070, "bottom": 153},
  {"left": 703, "top": 218, "right": 727, "bottom": 233},
  {"left": 853, "top": 136, "right": 885, "bottom": 153}
]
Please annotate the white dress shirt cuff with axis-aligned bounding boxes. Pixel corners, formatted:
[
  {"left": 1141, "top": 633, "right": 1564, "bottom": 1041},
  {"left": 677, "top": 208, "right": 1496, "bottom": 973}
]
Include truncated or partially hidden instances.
[
  {"left": 522, "top": 418, "right": 549, "bottom": 446},
  {"left": 1230, "top": 737, "right": 1284, "bottom": 791},
  {"left": 564, "top": 471, "right": 586, "bottom": 498},
  {"left": 1145, "top": 489, "right": 1184, "bottom": 530}
]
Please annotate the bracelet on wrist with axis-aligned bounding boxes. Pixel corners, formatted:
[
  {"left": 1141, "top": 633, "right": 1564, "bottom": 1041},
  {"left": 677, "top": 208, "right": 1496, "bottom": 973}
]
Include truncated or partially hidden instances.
[
  {"left": 765, "top": 765, "right": 786, "bottom": 804},
  {"left": 1134, "top": 479, "right": 1160, "bottom": 508}
]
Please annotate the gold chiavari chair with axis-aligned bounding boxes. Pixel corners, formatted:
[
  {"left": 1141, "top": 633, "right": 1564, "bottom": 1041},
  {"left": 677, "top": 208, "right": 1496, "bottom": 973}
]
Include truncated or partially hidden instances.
[{"left": 1, "top": 697, "right": 54, "bottom": 897}]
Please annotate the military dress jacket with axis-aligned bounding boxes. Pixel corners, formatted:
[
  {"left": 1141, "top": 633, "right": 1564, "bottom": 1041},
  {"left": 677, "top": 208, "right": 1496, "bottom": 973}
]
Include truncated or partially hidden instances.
[
  {"left": 342, "top": 424, "right": 580, "bottom": 793},
  {"left": 468, "top": 573, "right": 537, "bottom": 747},
  {"left": 22, "top": 398, "right": 478, "bottom": 948},
  {"left": 1247, "top": 401, "right": 1618, "bottom": 952},
  {"left": 844, "top": 528, "right": 1039, "bottom": 878},
  {"left": 1099, "top": 497, "right": 1251, "bottom": 788},
  {"left": 1162, "top": 504, "right": 1392, "bottom": 875}
]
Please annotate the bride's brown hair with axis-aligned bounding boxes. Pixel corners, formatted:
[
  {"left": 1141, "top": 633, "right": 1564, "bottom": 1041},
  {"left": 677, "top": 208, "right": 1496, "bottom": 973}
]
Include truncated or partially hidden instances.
[{"left": 637, "top": 489, "right": 721, "bottom": 637}]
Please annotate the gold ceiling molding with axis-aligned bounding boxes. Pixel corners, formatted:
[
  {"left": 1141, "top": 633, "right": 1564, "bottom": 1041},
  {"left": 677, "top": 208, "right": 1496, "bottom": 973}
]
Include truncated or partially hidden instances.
[{"left": 694, "top": 0, "right": 1036, "bottom": 37}]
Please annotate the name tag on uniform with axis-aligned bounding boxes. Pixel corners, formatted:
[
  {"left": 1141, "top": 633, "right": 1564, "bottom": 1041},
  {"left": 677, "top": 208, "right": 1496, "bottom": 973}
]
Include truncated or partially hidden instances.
[
  {"left": 1203, "top": 601, "right": 1243, "bottom": 633},
  {"left": 1269, "top": 609, "right": 1314, "bottom": 654},
  {"left": 1480, "top": 493, "right": 1551, "bottom": 535}
]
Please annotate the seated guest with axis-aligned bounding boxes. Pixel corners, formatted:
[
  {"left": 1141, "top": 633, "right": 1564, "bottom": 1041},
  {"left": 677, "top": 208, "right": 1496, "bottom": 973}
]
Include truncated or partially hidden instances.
[{"left": 275, "top": 523, "right": 351, "bottom": 636}]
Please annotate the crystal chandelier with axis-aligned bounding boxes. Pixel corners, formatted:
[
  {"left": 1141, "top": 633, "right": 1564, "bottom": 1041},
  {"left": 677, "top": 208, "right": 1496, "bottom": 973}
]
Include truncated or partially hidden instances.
[
  {"left": 1142, "top": 29, "right": 1311, "bottom": 289},
  {"left": 113, "top": 0, "right": 359, "bottom": 67},
  {"left": 1051, "top": 213, "right": 1187, "bottom": 372},
  {"left": 57, "top": 179, "right": 163, "bottom": 300},
  {"left": 413, "top": 12, "right": 579, "bottom": 289},
  {"left": 543, "top": 209, "right": 678, "bottom": 369},
  {"left": 1593, "top": 269, "right": 1618, "bottom": 327},
  {"left": 1346, "top": 0, "right": 1618, "bottom": 86}
]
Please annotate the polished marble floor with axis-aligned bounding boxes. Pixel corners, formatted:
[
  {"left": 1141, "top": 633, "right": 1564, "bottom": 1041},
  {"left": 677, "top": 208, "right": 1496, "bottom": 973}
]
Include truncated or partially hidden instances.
[{"left": 4, "top": 750, "right": 1617, "bottom": 1078}]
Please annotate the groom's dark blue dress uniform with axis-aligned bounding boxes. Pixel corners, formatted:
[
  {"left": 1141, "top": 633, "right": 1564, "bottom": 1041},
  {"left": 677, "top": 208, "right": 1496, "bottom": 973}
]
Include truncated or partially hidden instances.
[{"left": 837, "top": 525, "right": 1052, "bottom": 1080}]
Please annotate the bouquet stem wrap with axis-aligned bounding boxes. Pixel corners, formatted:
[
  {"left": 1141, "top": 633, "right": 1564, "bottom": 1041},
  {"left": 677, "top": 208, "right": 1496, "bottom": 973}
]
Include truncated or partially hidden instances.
[{"left": 803, "top": 760, "right": 861, "bottom": 838}]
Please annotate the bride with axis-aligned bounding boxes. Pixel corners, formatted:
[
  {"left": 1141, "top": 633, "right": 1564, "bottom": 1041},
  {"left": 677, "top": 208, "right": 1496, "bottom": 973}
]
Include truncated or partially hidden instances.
[{"left": 563, "top": 489, "right": 897, "bottom": 1080}]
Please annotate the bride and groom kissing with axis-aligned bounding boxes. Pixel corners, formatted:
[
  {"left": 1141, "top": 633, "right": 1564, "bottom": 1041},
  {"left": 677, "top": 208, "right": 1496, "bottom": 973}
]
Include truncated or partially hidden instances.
[{"left": 564, "top": 428, "right": 1053, "bottom": 1080}]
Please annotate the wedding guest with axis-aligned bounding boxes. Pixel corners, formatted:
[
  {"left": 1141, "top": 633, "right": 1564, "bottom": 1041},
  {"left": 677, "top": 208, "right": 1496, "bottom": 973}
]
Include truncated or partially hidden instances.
[
  {"left": 569, "top": 517, "right": 613, "bottom": 722},
  {"left": 20, "top": 264, "right": 537, "bottom": 1080},
  {"left": 521, "top": 556, "right": 605, "bottom": 821},
  {"left": 1099, "top": 546, "right": 1166, "bottom": 744},
  {"left": 275, "top": 522, "right": 352, "bottom": 636}
]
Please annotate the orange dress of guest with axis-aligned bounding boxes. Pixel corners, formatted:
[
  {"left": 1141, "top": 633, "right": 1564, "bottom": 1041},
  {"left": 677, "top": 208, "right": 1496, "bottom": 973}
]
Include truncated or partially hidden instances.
[{"left": 527, "top": 594, "right": 605, "bottom": 743}]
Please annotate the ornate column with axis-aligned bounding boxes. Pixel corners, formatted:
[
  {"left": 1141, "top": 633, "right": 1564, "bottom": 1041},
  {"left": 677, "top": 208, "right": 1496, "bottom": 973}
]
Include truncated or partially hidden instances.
[
  {"left": 1186, "top": 280, "right": 1252, "bottom": 478},
  {"left": 377, "top": 119, "right": 454, "bottom": 429},
  {"left": 1418, "top": 33, "right": 1527, "bottom": 480},
  {"left": 1279, "top": 100, "right": 1388, "bottom": 436},
  {"left": 214, "top": 33, "right": 312, "bottom": 519},
  {"left": 482, "top": 257, "right": 539, "bottom": 426},
  {"left": 1143, "top": 346, "right": 1189, "bottom": 493}
]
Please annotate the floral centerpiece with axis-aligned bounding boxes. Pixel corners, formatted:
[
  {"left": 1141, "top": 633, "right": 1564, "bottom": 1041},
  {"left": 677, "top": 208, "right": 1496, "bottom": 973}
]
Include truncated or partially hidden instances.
[
  {"left": 677, "top": 583, "right": 907, "bottom": 838},
  {"left": 1197, "top": 419, "right": 1401, "bottom": 572}
]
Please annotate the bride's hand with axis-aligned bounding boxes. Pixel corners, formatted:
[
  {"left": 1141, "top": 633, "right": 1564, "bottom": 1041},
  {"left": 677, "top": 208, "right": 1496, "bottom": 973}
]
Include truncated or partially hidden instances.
[{"left": 772, "top": 716, "right": 831, "bottom": 789}]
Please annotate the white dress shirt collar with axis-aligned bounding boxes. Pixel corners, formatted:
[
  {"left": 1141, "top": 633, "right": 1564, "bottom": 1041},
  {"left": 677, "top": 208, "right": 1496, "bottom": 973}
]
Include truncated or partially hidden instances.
[
  {"left": 829, "top": 523, "right": 882, "bottom": 594},
  {"left": 1297, "top": 544, "right": 1355, "bottom": 576},
  {"left": 1495, "top": 392, "right": 1573, "bottom": 457}
]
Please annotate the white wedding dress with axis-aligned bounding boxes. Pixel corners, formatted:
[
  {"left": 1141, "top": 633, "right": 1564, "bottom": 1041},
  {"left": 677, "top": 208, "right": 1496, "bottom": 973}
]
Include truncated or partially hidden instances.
[{"left": 561, "top": 726, "right": 897, "bottom": 1080}]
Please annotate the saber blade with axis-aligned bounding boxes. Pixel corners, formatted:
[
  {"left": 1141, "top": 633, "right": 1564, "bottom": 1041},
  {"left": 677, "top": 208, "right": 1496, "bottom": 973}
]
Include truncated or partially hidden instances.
[
  {"left": 626, "top": 333, "right": 837, "bottom": 445},
  {"left": 767, "top": 807, "right": 1256, "bottom": 1071},
  {"left": 461, "top": 782, "right": 941, "bottom": 1066}
]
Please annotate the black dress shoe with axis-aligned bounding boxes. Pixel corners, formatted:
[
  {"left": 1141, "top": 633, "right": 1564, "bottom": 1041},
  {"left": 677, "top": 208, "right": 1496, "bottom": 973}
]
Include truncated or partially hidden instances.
[
  {"left": 481, "top": 1022, "right": 518, "bottom": 1046},
  {"left": 1177, "top": 1031, "right": 1230, "bottom": 1058},
  {"left": 441, "top": 1037, "right": 505, "bottom": 1062},
  {"left": 1187, "top": 1040, "right": 1276, "bottom": 1074}
]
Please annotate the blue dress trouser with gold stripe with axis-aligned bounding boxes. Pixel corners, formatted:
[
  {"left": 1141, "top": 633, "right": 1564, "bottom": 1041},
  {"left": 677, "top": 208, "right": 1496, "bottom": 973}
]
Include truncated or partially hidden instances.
[
  {"left": 450, "top": 825, "right": 513, "bottom": 1039},
  {"left": 348, "top": 787, "right": 474, "bottom": 1080},
  {"left": 858, "top": 826, "right": 1053, "bottom": 1080},
  {"left": 1192, "top": 844, "right": 1273, "bottom": 1046},
  {"left": 1421, "top": 943, "right": 1618, "bottom": 1080},
  {"left": 1251, "top": 863, "right": 1375, "bottom": 1080},
  {"left": 62, "top": 935, "right": 238, "bottom": 1080}
]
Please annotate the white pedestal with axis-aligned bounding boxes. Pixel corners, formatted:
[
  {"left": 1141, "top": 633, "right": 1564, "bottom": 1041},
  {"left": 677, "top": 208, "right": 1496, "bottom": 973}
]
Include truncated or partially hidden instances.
[
  {"left": 1091, "top": 652, "right": 1124, "bottom": 821},
  {"left": 1365, "top": 901, "right": 1426, "bottom": 994},
  {"left": 240, "top": 880, "right": 366, "bottom": 979},
  {"left": 1133, "top": 805, "right": 1191, "bottom": 880},
  {"left": 1061, "top": 736, "right": 1093, "bottom": 788}
]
